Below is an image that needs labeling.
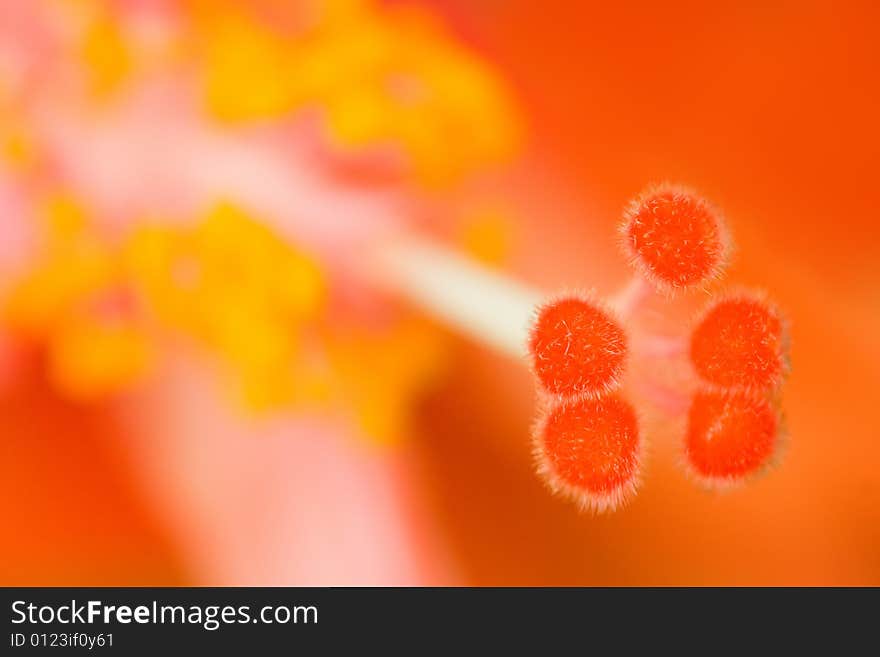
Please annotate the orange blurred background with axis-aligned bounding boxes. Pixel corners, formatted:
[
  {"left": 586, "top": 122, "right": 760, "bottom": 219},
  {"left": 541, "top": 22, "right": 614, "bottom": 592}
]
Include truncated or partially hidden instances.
[{"left": 2, "top": 0, "right": 879, "bottom": 585}]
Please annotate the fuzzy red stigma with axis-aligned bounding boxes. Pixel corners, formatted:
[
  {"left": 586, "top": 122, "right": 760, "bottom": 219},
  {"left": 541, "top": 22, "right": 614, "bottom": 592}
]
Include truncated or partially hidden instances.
[
  {"left": 535, "top": 395, "right": 641, "bottom": 512},
  {"left": 690, "top": 293, "right": 788, "bottom": 392},
  {"left": 528, "top": 294, "right": 627, "bottom": 400},
  {"left": 622, "top": 184, "right": 728, "bottom": 290},
  {"left": 685, "top": 389, "right": 780, "bottom": 485}
]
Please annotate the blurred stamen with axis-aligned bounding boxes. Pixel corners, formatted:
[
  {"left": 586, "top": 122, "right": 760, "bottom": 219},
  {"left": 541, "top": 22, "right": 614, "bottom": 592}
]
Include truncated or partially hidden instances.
[{"left": 372, "top": 236, "right": 542, "bottom": 359}]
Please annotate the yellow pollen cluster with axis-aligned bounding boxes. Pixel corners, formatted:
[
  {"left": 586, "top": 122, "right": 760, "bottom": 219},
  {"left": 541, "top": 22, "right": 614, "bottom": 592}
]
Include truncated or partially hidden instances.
[
  {"left": 192, "top": 0, "right": 521, "bottom": 183},
  {"left": 125, "top": 203, "right": 326, "bottom": 409},
  {"left": 2, "top": 195, "right": 449, "bottom": 444},
  {"left": 4, "top": 195, "right": 151, "bottom": 399},
  {"left": 4, "top": 197, "right": 326, "bottom": 407},
  {"left": 0, "top": 0, "right": 513, "bottom": 444}
]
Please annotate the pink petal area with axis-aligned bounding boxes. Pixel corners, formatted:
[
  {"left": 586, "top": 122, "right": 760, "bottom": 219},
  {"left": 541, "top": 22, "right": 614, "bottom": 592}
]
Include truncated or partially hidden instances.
[
  {"left": 0, "top": 0, "right": 61, "bottom": 100},
  {"left": 118, "top": 351, "right": 458, "bottom": 586},
  {"left": 0, "top": 174, "right": 37, "bottom": 281},
  {"left": 35, "top": 79, "right": 409, "bottom": 269}
]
